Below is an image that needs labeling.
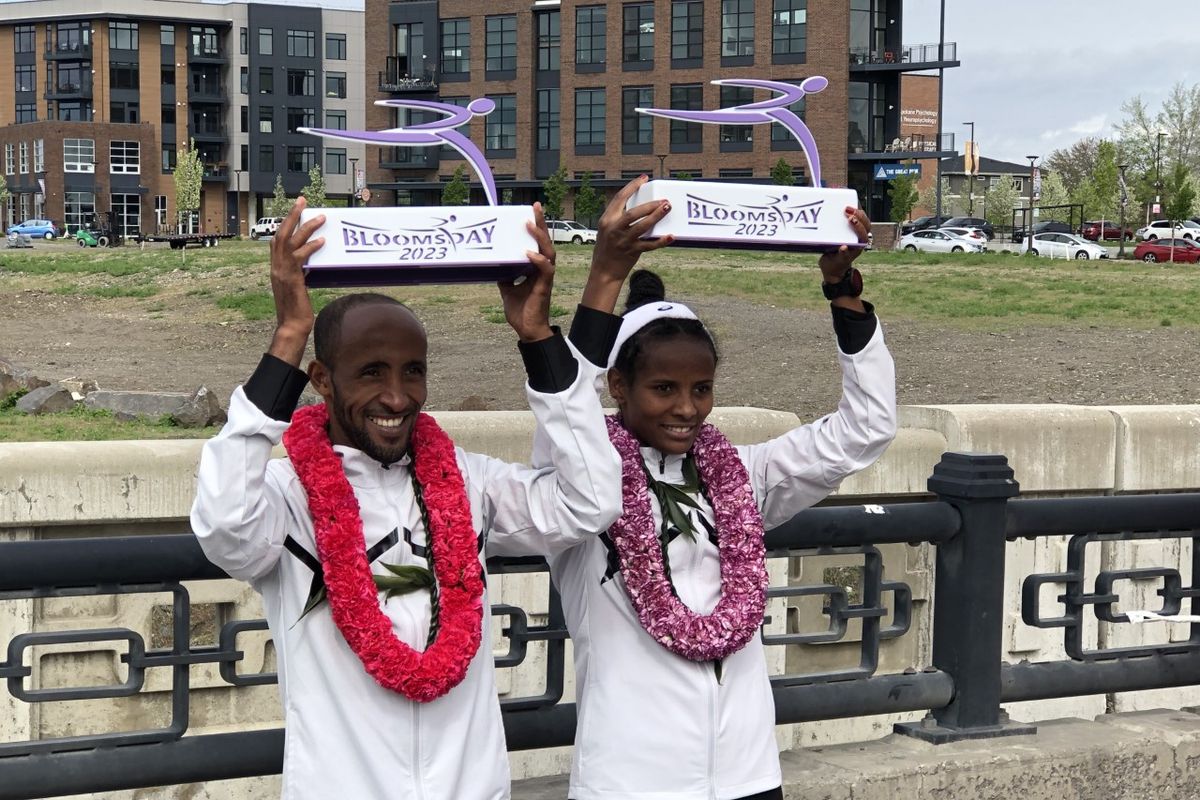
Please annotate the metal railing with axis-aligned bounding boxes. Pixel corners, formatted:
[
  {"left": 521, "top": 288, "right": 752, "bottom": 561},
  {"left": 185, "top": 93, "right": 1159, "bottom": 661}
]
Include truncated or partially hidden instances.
[
  {"left": 849, "top": 41, "right": 958, "bottom": 67},
  {"left": 1, "top": 452, "right": 1198, "bottom": 798},
  {"left": 379, "top": 58, "right": 438, "bottom": 93},
  {"left": 44, "top": 42, "right": 92, "bottom": 60}
]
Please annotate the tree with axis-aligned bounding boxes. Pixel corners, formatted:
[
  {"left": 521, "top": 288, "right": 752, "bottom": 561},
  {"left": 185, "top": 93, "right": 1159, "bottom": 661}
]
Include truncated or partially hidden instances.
[
  {"left": 1037, "top": 172, "right": 1072, "bottom": 222},
  {"left": 917, "top": 176, "right": 953, "bottom": 218},
  {"left": 267, "top": 175, "right": 291, "bottom": 218},
  {"left": 0, "top": 179, "right": 12, "bottom": 231},
  {"left": 301, "top": 165, "right": 327, "bottom": 208},
  {"left": 542, "top": 166, "right": 568, "bottom": 220},
  {"left": 1115, "top": 84, "right": 1200, "bottom": 177},
  {"left": 982, "top": 176, "right": 1020, "bottom": 227},
  {"left": 673, "top": 171, "right": 694, "bottom": 181},
  {"left": 173, "top": 138, "right": 203, "bottom": 233},
  {"left": 771, "top": 158, "right": 795, "bottom": 186},
  {"left": 1164, "top": 162, "right": 1197, "bottom": 222},
  {"left": 1045, "top": 138, "right": 1100, "bottom": 196},
  {"left": 573, "top": 171, "right": 603, "bottom": 226},
  {"left": 442, "top": 164, "right": 470, "bottom": 206},
  {"left": 887, "top": 170, "right": 919, "bottom": 224}
]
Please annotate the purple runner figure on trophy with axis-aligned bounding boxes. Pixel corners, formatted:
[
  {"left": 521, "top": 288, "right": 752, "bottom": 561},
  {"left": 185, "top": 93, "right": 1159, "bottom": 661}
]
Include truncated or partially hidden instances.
[
  {"left": 636, "top": 77, "right": 828, "bottom": 187},
  {"left": 300, "top": 97, "right": 500, "bottom": 205}
]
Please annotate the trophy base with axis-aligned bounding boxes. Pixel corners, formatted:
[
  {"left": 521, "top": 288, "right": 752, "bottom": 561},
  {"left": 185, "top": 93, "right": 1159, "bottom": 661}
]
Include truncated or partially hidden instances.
[
  {"left": 300, "top": 205, "right": 538, "bottom": 287},
  {"left": 628, "top": 180, "right": 866, "bottom": 253}
]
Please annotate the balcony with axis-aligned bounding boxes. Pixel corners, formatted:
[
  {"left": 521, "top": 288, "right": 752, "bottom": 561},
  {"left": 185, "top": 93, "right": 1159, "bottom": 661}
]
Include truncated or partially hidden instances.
[
  {"left": 44, "top": 77, "right": 93, "bottom": 100},
  {"left": 202, "top": 162, "right": 229, "bottom": 182},
  {"left": 190, "top": 122, "right": 228, "bottom": 141},
  {"left": 380, "top": 146, "right": 437, "bottom": 170},
  {"left": 188, "top": 84, "right": 228, "bottom": 104},
  {"left": 850, "top": 132, "right": 956, "bottom": 160},
  {"left": 188, "top": 45, "right": 227, "bottom": 64},
  {"left": 379, "top": 58, "right": 438, "bottom": 93},
  {"left": 44, "top": 42, "right": 92, "bottom": 60},
  {"left": 849, "top": 41, "right": 959, "bottom": 71}
]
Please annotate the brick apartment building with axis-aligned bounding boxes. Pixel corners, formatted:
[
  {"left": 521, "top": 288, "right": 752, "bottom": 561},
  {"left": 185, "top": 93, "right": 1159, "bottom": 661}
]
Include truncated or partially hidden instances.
[
  {"left": 362, "top": 0, "right": 959, "bottom": 221},
  {"left": 0, "top": 0, "right": 365, "bottom": 237}
]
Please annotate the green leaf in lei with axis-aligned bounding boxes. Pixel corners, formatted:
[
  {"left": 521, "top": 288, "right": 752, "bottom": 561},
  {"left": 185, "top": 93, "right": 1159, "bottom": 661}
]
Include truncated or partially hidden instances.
[{"left": 644, "top": 454, "right": 704, "bottom": 542}]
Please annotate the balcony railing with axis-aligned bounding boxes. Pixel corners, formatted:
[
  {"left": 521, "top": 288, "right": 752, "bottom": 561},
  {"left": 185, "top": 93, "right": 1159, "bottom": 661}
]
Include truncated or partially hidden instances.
[
  {"left": 379, "top": 58, "right": 438, "bottom": 93},
  {"left": 44, "top": 77, "right": 93, "bottom": 100},
  {"left": 44, "top": 41, "right": 92, "bottom": 60},
  {"left": 188, "top": 84, "right": 228, "bottom": 104},
  {"left": 190, "top": 123, "right": 228, "bottom": 140},
  {"left": 851, "top": 132, "right": 955, "bottom": 156},
  {"left": 849, "top": 41, "right": 958, "bottom": 68},
  {"left": 188, "top": 45, "right": 227, "bottom": 62},
  {"left": 380, "top": 146, "right": 436, "bottom": 169},
  {"left": 201, "top": 162, "right": 229, "bottom": 181}
]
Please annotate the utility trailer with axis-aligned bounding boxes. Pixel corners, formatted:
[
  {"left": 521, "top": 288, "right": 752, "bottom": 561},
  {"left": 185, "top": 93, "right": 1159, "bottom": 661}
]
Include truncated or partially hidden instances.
[{"left": 131, "top": 232, "right": 236, "bottom": 249}]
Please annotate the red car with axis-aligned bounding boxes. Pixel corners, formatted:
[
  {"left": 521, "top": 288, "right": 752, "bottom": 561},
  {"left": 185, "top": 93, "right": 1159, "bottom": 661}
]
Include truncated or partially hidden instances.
[
  {"left": 1080, "top": 221, "right": 1133, "bottom": 241},
  {"left": 1133, "top": 238, "right": 1200, "bottom": 263}
]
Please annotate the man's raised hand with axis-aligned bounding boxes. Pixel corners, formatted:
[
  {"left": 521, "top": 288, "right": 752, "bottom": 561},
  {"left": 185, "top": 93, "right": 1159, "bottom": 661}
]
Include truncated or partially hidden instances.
[
  {"left": 498, "top": 202, "right": 556, "bottom": 343},
  {"left": 581, "top": 175, "right": 675, "bottom": 313},
  {"left": 818, "top": 206, "right": 871, "bottom": 282},
  {"left": 268, "top": 197, "right": 325, "bottom": 366}
]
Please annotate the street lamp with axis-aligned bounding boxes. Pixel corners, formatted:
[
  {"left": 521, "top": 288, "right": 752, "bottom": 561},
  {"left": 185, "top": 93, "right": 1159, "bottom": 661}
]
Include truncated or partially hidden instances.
[
  {"left": 1025, "top": 155, "right": 1038, "bottom": 251},
  {"left": 655, "top": 153, "right": 668, "bottom": 179},
  {"left": 233, "top": 169, "right": 244, "bottom": 237},
  {"left": 1155, "top": 131, "right": 1168, "bottom": 219},
  {"left": 349, "top": 156, "right": 359, "bottom": 208},
  {"left": 1118, "top": 163, "right": 1129, "bottom": 260},
  {"left": 962, "top": 121, "right": 975, "bottom": 215}
]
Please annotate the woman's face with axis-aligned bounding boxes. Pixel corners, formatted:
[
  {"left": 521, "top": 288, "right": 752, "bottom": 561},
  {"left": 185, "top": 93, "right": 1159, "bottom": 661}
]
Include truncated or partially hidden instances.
[{"left": 608, "top": 334, "right": 717, "bottom": 455}]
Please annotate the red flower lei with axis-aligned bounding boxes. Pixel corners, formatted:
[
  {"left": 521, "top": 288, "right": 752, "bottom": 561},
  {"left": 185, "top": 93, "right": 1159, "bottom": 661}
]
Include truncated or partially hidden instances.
[
  {"left": 606, "top": 416, "right": 769, "bottom": 662},
  {"left": 284, "top": 403, "right": 484, "bottom": 702}
]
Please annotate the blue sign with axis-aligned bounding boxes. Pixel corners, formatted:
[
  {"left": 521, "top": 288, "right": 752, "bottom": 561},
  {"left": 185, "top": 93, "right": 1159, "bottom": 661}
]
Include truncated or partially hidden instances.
[{"left": 874, "top": 163, "right": 922, "bottom": 181}]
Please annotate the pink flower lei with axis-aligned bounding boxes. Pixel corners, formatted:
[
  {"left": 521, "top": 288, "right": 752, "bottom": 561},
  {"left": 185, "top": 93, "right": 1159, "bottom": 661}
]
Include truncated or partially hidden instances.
[
  {"left": 284, "top": 403, "right": 484, "bottom": 703},
  {"left": 605, "top": 415, "right": 769, "bottom": 662}
]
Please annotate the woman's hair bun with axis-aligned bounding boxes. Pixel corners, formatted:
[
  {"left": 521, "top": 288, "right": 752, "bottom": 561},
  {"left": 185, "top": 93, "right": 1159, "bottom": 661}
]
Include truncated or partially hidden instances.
[{"left": 624, "top": 269, "right": 666, "bottom": 313}]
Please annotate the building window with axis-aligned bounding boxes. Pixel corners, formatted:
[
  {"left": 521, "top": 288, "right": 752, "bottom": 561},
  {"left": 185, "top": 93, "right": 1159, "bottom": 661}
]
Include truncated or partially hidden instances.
[
  {"left": 485, "top": 94, "right": 516, "bottom": 151},
  {"left": 240, "top": 105, "right": 248, "bottom": 133},
  {"left": 773, "top": 0, "right": 807, "bottom": 57},
  {"left": 287, "top": 29, "right": 315, "bottom": 58},
  {"left": 719, "top": 168, "right": 753, "bottom": 178},
  {"left": 259, "top": 67, "right": 274, "bottom": 95},
  {"left": 110, "top": 100, "right": 139, "bottom": 123},
  {"left": 719, "top": 84, "right": 753, "bottom": 143},
  {"left": 109, "top": 21, "right": 138, "bottom": 51},
  {"left": 392, "top": 22, "right": 425, "bottom": 78},
  {"left": 671, "top": 1, "right": 703, "bottom": 60},
  {"left": 162, "top": 104, "right": 175, "bottom": 125},
  {"left": 162, "top": 66, "right": 175, "bottom": 86},
  {"left": 110, "top": 62, "right": 138, "bottom": 90},
  {"left": 287, "top": 146, "right": 317, "bottom": 173},
  {"left": 16, "top": 104, "right": 36, "bottom": 123},
  {"left": 670, "top": 84, "right": 703, "bottom": 146},
  {"left": 622, "top": 86, "right": 653, "bottom": 146},
  {"left": 111, "top": 193, "right": 140, "bottom": 235},
  {"left": 326, "top": 32, "right": 346, "bottom": 60},
  {"left": 537, "top": 11, "right": 560, "bottom": 71},
  {"left": 162, "top": 24, "right": 175, "bottom": 46},
  {"left": 259, "top": 144, "right": 273, "bottom": 173},
  {"left": 325, "top": 109, "right": 346, "bottom": 130},
  {"left": 56, "top": 22, "right": 89, "bottom": 53},
  {"left": 623, "top": 3, "right": 655, "bottom": 64},
  {"left": 240, "top": 66, "right": 248, "bottom": 94},
  {"left": 64, "top": 192, "right": 96, "bottom": 232},
  {"left": 325, "top": 71, "right": 346, "bottom": 99},
  {"left": 162, "top": 144, "right": 176, "bottom": 172},
  {"left": 14, "top": 25, "right": 34, "bottom": 54},
  {"left": 191, "top": 27, "right": 219, "bottom": 57},
  {"left": 15, "top": 65, "right": 35, "bottom": 93},
  {"left": 258, "top": 27, "right": 273, "bottom": 56},
  {"left": 537, "top": 89, "right": 560, "bottom": 150},
  {"left": 574, "top": 88, "right": 606, "bottom": 147},
  {"left": 326, "top": 148, "right": 346, "bottom": 175},
  {"left": 770, "top": 86, "right": 806, "bottom": 145},
  {"left": 575, "top": 6, "right": 607, "bottom": 66},
  {"left": 438, "top": 97, "right": 470, "bottom": 157},
  {"left": 4, "top": 145, "right": 12, "bottom": 176},
  {"left": 485, "top": 16, "right": 517, "bottom": 73},
  {"left": 57, "top": 101, "right": 91, "bottom": 122},
  {"left": 441, "top": 19, "right": 470, "bottom": 75},
  {"left": 240, "top": 26, "right": 248, "bottom": 54},
  {"left": 287, "top": 69, "right": 315, "bottom": 96},
  {"left": 64, "top": 138, "right": 95, "bottom": 173},
  {"left": 259, "top": 106, "right": 274, "bottom": 134},
  {"left": 33, "top": 139, "right": 43, "bottom": 173},
  {"left": 155, "top": 195, "right": 168, "bottom": 229},
  {"left": 721, "top": 0, "right": 755, "bottom": 57},
  {"left": 18, "top": 142, "right": 28, "bottom": 174},
  {"left": 287, "top": 106, "right": 316, "bottom": 132}
]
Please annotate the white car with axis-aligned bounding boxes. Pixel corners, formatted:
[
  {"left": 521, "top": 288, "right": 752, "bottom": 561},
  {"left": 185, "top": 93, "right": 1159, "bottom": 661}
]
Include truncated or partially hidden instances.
[
  {"left": 546, "top": 219, "right": 597, "bottom": 245},
  {"left": 898, "top": 229, "right": 985, "bottom": 254},
  {"left": 1028, "top": 232, "right": 1108, "bottom": 260},
  {"left": 249, "top": 217, "right": 282, "bottom": 239},
  {"left": 938, "top": 226, "right": 989, "bottom": 249},
  {"left": 1136, "top": 219, "right": 1200, "bottom": 241}
]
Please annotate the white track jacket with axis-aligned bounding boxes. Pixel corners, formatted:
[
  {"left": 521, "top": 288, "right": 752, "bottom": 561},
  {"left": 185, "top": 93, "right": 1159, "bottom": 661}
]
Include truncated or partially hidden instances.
[
  {"left": 550, "top": 321, "right": 897, "bottom": 800},
  {"left": 191, "top": 338, "right": 620, "bottom": 800}
]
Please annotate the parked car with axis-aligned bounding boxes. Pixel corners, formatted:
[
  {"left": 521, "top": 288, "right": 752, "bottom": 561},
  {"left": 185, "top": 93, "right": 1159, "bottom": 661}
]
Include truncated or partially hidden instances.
[
  {"left": 898, "top": 229, "right": 985, "bottom": 254},
  {"left": 1079, "top": 220, "right": 1134, "bottom": 242},
  {"left": 546, "top": 219, "right": 597, "bottom": 245},
  {"left": 942, "top": 216, "right": 995, "bottom": 240},
  {"left": 1028, "top": 232, "right": 1108, "bottom": 260},
  {"left": 1011, "top": 220, "right": 1071, "bottom": 243},
  {"left": 1133, "top": 238, "right": 1200, "bottom": 264},
  {"left": 938, "top": 225, "right": 989, "bottom": 245},
  {"left": 249, "top": 217, "right": 282, "bottom": 239},
  {"left": 899, "top": 214, "right": 950, "bottom": 235},
  {"left": 1136, "top": 219, "right": 1200, "bottom": 241},
  {"left": 7, "top": 219, "right": 58, "bottom": 239}
]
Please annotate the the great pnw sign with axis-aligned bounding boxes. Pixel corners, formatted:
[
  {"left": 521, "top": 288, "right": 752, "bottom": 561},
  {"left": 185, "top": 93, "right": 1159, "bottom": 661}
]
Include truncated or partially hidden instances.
[
  {"left": 297, "top": 98, "right": 536, "bottom": 287},
  {"left": 627, "top": 77, "right": 863, "bottom": 252}
]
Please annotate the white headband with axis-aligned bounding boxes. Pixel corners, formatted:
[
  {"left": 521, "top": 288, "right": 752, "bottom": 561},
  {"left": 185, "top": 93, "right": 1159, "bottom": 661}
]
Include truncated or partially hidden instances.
[{"left": 607, "top": 301, "right": 702, "bottom": 370}]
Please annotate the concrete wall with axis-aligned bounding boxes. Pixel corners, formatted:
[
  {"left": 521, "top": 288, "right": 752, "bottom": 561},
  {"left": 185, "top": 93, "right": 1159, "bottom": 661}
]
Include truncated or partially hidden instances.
[{"left": 4, "top": 403, "right": 1200, "bottom": 798}]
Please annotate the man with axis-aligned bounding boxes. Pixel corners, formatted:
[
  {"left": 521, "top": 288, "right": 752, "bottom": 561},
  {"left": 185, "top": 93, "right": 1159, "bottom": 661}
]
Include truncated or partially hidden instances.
[{"left": 190, "top": 198, "right": 621, "bottom": 799}]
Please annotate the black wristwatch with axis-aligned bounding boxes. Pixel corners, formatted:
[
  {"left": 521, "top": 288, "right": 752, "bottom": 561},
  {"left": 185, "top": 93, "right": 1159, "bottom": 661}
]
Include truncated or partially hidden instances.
[{"left": 822, "top": 267, "right": 863, "bottom": 300}]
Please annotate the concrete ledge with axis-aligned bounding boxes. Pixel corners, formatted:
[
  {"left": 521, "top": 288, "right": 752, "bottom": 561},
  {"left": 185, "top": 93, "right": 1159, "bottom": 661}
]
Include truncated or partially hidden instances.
[
  {"left": 512, "top": 710, "right": 1200, "bottom": 800},
  {"left": 1106, "top": 405, "right": 1200, "bottom": 491}
]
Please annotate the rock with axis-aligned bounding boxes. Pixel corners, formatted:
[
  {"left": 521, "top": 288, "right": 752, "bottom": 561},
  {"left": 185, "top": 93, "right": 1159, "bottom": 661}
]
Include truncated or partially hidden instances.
[
  {"left": 84, "top": 389, "right": 192, "bottom": 421},
  {"left": 58, "top": 376, "right": 99, "bottom": 401},
  {"left": 455, "top": 395, "right": 490, "bottom": 411},
  {"left": 170, "top": 386, "right": 227, "bottom": 429},
  {"left": 15, "top": 385, "right": 76, "bottom": 415},
  {"left": 0, "top": 357, "right": 49, "bottom": 402}
]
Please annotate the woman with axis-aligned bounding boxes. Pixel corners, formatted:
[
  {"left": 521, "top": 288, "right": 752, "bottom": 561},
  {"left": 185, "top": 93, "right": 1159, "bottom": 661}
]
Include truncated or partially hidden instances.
[{"left": 548, "top": 177, "right": 898, "bottom": 800}]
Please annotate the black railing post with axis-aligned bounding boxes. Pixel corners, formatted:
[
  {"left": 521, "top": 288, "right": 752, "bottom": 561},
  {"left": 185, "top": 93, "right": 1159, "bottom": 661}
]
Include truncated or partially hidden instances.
[{"left": 895, "top": 452, "right": 1035, "bottom": 743}]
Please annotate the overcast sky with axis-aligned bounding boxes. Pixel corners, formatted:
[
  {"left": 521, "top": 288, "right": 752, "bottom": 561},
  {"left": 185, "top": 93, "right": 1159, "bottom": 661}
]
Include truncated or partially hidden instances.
[{"left": 903, "top": 0, "right": 1196, "bottom": 165}]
